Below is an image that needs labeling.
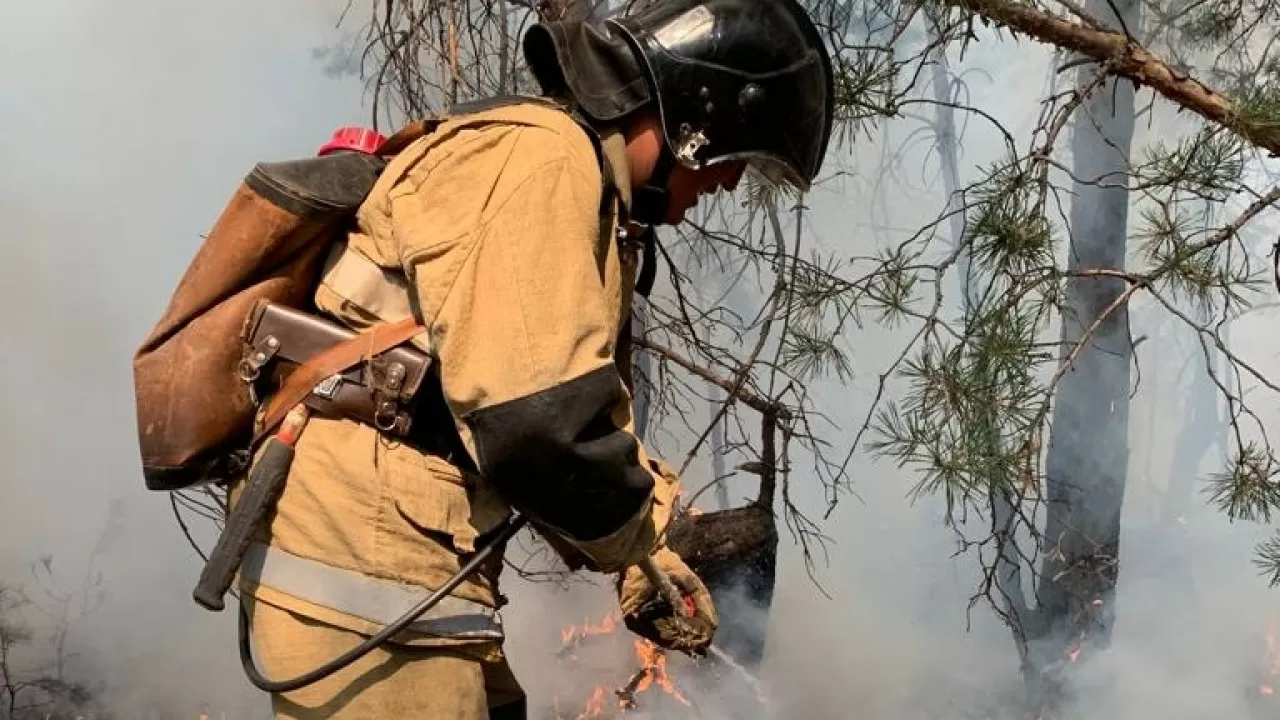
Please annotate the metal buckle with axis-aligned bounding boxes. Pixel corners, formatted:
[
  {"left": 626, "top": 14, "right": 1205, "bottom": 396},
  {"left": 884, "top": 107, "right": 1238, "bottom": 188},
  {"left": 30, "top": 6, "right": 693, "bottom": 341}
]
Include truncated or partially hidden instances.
[
  {"left": 312, "top": 373, "right": 344, "bottom": 400},
  {"left": 374, "top": 400, "right": 400, "bottom": 433},
  {"left": 238, "top": 335, "right": 280, "bottom": 383}
]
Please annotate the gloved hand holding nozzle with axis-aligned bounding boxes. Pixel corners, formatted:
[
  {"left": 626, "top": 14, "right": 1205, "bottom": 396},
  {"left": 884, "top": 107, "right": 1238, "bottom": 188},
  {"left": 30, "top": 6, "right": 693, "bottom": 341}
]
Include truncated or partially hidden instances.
[
  {"left": 634, "top": 553, "right": 769, "bottom": 698},
  {"left": 617, "top": 548, "right": 718, "bottom": 655}
]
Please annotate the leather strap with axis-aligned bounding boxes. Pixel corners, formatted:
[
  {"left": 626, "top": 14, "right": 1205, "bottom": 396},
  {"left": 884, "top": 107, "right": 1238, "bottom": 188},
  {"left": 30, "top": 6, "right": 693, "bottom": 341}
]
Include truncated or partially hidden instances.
[
  {"left": 254, "top": 317, "right": 425, "bottom": 444},
  {"left": 377, "top": 119, "right": 435, "bottom": 157},
  {"left": 635, "top": 225, "right": 659, "bottom": 298}
]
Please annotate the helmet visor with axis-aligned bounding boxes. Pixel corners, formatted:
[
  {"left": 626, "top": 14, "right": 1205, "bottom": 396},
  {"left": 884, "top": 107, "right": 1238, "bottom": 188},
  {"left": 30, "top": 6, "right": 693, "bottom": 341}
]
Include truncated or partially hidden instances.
[{"left": 698, "top": 152, "right": 807, "bottom": 192}]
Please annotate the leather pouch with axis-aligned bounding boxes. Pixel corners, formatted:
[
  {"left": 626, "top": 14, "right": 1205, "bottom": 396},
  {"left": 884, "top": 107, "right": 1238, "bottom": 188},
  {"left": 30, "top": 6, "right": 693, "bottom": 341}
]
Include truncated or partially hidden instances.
[{"left": 238, "top": 301, "right": 431, "bottom": 435}]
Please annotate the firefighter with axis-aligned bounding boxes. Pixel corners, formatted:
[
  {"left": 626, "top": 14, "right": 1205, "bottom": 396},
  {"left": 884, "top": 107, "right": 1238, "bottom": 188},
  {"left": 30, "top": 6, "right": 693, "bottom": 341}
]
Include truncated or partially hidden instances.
[{"left": 233, "top": 0, "right": 834, "bottom": 717}]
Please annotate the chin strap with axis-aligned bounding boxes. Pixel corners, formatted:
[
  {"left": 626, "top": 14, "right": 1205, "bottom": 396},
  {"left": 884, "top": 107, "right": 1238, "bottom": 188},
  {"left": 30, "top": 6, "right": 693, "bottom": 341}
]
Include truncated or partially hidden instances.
[
  {"left": 560, "top": 96, "right": 666, "bottom": 298},
  {"left": 634, "top": 225, "right": 659, "bottom": 299},
  {"left": 630, "top": 145, "right": 677, "bottom": 227},
  {"left": 627, "top": 142, "right": 676, "bottom": 299}
]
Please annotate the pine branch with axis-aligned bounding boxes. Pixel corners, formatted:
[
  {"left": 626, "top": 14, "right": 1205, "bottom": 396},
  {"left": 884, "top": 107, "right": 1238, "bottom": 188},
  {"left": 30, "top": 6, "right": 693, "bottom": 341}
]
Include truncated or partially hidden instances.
[
  {"left": 634, "top": 338, "right": 789, "bottom": 420},
  {"left": 1204, "top": 441, "right": 1280, "bottom": 523},
  {"left": 941, "top": 0, "right": 1280, "bottom": 155},
  {"left": 1254, "top": 531, "right": 1280, "bottom": 587}
]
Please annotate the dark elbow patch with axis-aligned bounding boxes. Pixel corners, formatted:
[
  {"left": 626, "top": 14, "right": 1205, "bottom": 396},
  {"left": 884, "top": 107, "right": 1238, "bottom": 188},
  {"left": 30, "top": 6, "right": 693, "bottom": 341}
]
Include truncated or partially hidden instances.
[{"left": 464, "top": 366, "right": 654, "bottom": 541}]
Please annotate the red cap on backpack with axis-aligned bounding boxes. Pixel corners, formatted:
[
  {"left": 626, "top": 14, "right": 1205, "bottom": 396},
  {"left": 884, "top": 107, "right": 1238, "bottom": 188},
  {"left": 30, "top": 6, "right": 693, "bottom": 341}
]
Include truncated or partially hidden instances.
[{"left": 317, "top": 126, "right": 387, "bottom": 156}]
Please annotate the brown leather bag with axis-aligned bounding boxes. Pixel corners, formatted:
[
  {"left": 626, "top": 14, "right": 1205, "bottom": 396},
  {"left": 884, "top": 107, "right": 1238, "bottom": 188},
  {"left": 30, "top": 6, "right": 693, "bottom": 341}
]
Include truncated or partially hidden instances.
[{"left": 132, "top": 123, "right": 433, "bottom": 492}]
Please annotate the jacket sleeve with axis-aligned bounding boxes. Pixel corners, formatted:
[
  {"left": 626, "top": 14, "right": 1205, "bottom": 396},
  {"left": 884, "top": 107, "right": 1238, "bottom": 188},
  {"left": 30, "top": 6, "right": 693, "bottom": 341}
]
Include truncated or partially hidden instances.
[{"left": 388, "top": 120, "right": 660, "bottom": 570}]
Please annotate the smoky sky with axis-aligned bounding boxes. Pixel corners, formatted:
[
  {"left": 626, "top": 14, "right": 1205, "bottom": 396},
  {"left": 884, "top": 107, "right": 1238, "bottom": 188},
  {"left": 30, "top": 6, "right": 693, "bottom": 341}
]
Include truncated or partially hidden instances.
[
  {"left": 2, "top": 1, "right": 1279, "bottom": 718},
  {"left": 0, "top": 1, "right": 369, "bottom": 713}
]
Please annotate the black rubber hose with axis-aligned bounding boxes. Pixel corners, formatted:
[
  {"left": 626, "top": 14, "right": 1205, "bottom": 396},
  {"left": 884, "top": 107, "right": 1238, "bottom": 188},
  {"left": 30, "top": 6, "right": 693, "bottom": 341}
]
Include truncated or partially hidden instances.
[{"left": 238, "top": 512, "right": 529, "bottom": 693}]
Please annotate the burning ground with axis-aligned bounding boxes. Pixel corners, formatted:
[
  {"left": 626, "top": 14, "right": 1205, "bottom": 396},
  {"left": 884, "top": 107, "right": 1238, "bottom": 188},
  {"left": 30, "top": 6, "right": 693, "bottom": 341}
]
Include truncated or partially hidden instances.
[
  {"left": 491, "top": 479, "right": 1280, "bottom": 720},
  {"left": 545, "top": 608, "right": 768, "bottom": 720}
]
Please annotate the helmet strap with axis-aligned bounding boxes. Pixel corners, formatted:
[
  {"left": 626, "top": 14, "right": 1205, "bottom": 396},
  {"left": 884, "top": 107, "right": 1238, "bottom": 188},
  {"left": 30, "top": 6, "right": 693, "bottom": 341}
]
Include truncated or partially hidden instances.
[{"left": 630, "top": 144, "right": 678, "bottom": 226}]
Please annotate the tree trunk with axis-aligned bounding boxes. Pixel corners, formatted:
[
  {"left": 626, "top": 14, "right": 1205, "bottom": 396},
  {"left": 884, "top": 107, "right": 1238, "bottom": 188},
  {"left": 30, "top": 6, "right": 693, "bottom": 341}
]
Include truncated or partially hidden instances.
[
  {"left": 1160, "top": 307, "right": 1222, "bottom": 527},
  {"left": 631, "top": 303, "right": 653, "bottom": 441},
  {"left": 708, "top": 383, "right": 731, "bottom": 511},
  {"left": 1025, "top": 0, "right": 1139, "bottom": 710}
]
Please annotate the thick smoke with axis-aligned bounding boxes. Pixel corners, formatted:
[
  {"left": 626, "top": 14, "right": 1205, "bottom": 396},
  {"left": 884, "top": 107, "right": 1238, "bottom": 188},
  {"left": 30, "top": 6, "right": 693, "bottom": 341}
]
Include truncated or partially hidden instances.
[
  {"left": 0, "top": 1, "right": 367, "bottom": 715},
  {"left": 2, "top": 1, "right": 1278, "bottom": 719}
]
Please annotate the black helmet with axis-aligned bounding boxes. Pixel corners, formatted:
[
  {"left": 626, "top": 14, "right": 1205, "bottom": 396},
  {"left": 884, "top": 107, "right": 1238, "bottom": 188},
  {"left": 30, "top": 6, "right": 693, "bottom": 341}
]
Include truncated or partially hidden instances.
[{"left": 607, "top": 0, "right": 835, "bottom": 191}]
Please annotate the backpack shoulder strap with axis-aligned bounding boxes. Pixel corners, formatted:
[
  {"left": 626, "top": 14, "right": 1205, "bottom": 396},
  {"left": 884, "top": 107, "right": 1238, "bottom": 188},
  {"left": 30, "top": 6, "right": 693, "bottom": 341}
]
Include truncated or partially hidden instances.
[{"left": 372, "top": 95, "right": 536, "bottom": 157}]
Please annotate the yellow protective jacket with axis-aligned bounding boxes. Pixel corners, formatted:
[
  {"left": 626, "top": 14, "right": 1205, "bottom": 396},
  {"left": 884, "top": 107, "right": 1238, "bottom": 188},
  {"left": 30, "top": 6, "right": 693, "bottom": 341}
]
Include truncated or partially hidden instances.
[{"left": 237, "top": 98, "right": 679, "bottom": 647}]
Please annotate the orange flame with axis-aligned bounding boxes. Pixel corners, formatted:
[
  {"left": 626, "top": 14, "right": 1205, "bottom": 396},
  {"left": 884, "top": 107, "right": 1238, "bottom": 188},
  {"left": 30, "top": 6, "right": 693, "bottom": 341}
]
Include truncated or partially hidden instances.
[
  {"left": 628, "top": 639, "right": 691, "bottom": 707},
  {"left": 1261, "top": 620, "right": 1280, "bottom": 697},
  {"left": 561, "top": 611, "right": 619, "bottom": 645},
  {"left": 556, "top": 612, "right": 624, "bottom": 717},
  {"left": 577, "top": 686, "right": 608, "bottom": 719},
  {"left": 557, "top": 607, "right": 770, "bottom": 716}
]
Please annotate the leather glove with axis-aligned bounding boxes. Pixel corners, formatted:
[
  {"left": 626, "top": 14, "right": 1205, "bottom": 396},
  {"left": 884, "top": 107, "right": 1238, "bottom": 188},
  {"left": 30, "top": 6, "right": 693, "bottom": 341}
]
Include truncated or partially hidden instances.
[{"left": 617, "top": 546, "right": 718, "bottom": 654}]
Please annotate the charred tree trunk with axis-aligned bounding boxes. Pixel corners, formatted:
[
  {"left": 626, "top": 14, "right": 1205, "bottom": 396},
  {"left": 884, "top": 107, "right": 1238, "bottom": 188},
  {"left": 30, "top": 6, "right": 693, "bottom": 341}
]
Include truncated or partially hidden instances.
[
  {"left": 666, "top": 412, "right": 779, "bottom": 670},
  {"left": 1024, "top": 0, "right": 1139, "bottom": 710},
  {"left": 667, "top": 504, "right": 777, "bottom": 668}
]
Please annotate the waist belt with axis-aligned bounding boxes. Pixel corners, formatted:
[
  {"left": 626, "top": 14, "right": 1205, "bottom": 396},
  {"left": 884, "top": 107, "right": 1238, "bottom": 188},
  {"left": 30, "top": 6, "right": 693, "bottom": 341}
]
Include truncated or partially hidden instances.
[{"left": 241, "top": 543, "right": 504, "bottom": 641}]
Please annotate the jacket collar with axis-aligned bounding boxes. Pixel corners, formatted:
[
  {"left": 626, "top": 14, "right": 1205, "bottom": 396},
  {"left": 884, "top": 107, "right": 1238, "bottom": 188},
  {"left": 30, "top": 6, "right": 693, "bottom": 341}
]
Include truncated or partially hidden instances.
[{"left": 597, "top": 127, "right": 633, "bottom": 219}]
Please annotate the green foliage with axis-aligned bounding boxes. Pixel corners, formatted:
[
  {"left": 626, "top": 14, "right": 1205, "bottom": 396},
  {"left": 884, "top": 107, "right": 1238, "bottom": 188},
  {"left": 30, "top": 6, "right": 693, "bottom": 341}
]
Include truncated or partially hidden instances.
[
  {"left": 1205, "top": 442, "right": 1280, "bottom": 523},
  {"left": 1132, "top": 129, "right": 1245, "bottom": 201},
  {"left": 864, "top": 245, "right": 921, "bottom": 326},
  {"left": 863, "top": 142, "right": 1064, "bottom": 524},
  {"left": 1211, "top": 442, "right": 1280, "bottom": 588},
  {"left": 1232, "top": 81, "right": 1280, "bottom": 149},
  {"left": 1253, "top": 532, "right": 1280, "bottom": 587},
  {"left": 1134, "top": 202, "right": 1258, "bottom": 312},
  {"left": 1175, "top": 0, "right": 1243, "bottom": 50},
  {"left": 965, "top": 158, "right": 1058, "bottom": 276}
]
